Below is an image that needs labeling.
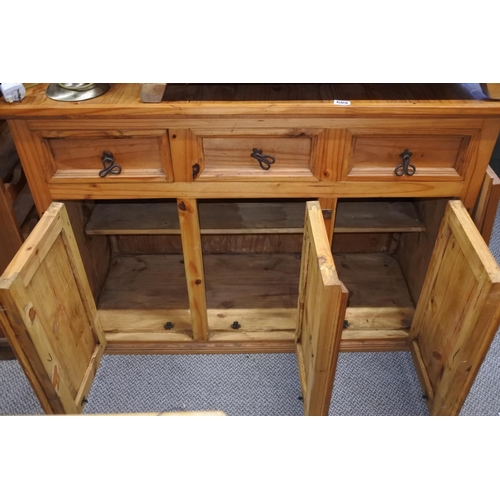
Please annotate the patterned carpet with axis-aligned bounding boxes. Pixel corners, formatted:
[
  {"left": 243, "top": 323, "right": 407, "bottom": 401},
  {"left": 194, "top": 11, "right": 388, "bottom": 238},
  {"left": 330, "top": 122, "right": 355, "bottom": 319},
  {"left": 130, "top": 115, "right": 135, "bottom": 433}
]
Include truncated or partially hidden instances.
[{"left": 0, "top": 207, "right": 498, "bottom": 416}]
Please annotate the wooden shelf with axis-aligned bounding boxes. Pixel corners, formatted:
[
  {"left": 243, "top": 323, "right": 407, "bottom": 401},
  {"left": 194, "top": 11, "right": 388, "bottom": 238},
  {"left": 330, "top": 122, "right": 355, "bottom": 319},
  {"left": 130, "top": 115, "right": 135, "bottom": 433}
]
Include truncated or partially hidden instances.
[
  {"left": 99, "top": 252, "right": 412, "bottom": 353},
  {"left": 336, "top": 252, "right": 416, "bottom": 332},
  {"left": 335, "top": 200, "right": 425, "bottom": 233},
  {"left": 86, "top": 200, "right": 425, "bottom": 236}
]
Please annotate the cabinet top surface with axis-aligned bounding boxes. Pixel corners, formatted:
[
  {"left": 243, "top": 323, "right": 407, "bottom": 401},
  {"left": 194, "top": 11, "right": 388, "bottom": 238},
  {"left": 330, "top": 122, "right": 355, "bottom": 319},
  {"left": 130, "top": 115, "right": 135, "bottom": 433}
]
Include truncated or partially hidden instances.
[{"left": 1, "top": 83, "right": 500, "bottom": 120}]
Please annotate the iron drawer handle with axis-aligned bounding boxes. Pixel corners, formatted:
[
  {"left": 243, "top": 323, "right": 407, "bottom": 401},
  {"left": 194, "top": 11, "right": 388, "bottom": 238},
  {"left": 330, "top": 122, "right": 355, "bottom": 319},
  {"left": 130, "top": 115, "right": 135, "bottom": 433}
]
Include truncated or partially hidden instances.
[
  {"left": 394, "top": 149, "right": 416, "bottom": 176},
  {"left": 250, "top": 148, "right": 275, "bottom": 170},
  {"left": 99, "top": 150, "right": 122, "bottom": 177}
]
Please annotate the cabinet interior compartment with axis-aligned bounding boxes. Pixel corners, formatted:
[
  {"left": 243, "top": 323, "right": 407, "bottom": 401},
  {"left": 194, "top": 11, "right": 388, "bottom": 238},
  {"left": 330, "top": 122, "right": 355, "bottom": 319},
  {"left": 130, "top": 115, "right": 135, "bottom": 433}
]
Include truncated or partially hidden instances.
[
  {"left": 70, "top": 197, "right": 448, "bottom": 351},
  {"left": 66, "top": 200, "right": 192, "bottom": 342},
  {"left": 333, "top": 198, "right": 447, "bottom": 351}
]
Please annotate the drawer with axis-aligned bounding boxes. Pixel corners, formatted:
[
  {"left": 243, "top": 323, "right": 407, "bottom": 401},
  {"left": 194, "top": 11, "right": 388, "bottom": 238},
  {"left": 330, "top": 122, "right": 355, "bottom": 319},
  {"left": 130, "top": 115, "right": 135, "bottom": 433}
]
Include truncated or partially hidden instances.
[
  {"left": 169, "top": 129, "right": 329, "bottom": 181},
  {"left": 40, "top": 130, "right": 173, "bottom": 182},
  {"left": 341, "top": 130, "right": 480, "bottom": 182}
]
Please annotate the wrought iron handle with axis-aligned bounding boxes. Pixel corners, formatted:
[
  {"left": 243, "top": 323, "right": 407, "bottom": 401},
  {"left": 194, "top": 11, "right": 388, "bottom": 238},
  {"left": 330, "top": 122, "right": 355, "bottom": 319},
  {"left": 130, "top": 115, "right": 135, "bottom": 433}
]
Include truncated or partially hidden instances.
[
  {"left": 99, "top": 150, "right": 122, "bottom": 177},
  {"left": 394, "top": 149, "right": 416, "bottom": 177},
  {"left": 250, "top": 148, "right": 275, "bottom": 170}
]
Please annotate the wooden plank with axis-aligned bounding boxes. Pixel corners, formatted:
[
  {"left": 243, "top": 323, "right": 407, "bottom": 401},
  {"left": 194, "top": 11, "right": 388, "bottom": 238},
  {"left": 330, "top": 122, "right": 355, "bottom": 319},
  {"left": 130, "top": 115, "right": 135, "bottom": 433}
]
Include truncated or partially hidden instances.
[
  {"left": 178, "top": 198, "right": 209, "bottom": 341},
  {"left": 0, "top": 203, "right": 105, "bottom": 414},
  {"left": 335, "top": 253, "right": 416, "bottom": 331},
  {"left": 47, "top": 179, "right": 467, "bottom": 202},
  {"left": 3, "top": 84, "right": 500, "bottom": 119},
  {"left": 85, "top": 200, "right": 426, "bottom": 235},
  {"left": 48, "top": 135, "right": 167, "bottom": 180},
  {"left": 7, "top": 120, "right": 54, "bottom": 213},
  {"left": 64, "top": 202, "right": 111, "bottom": 303},
  {"left": 200, "top": 136, "right": 315, "bottom": 180},
  {"left": 462, "top": 119, "right": 500, "bottom": 210},
  {"left": 104, "top": 337, "right": 297, "bottom": 355},
  {"left": 97, "top": 255, "right": 192, "bottom": 335},
  {"left": 340, "top": 329, "right": 409, "bottom": 352},
  {"left": 103, "top": 334, "right": 409, "bottom": 355},
  {"left": 336, "top": 200, "right": 425, "bottom": 232},
  {"left": 410, "top": 200, "right": 500, "bottom": 415},
  {"left": 0, "top": 178, "right": 23, "bottom": 273},
  {"left": 97, "top": 254, "right": 300, "bottom": 336},
  {"left": 346, "top": 134, "right": 468, "bottom": 180},
  {"left": 205, "top": 254, "right": 300, "bottom": 333},
  {"left": 296, "top": 201, "right": 349, "bottom": 416},
  {"left": 473, "top": 166, "right": 500, "bottom": 244},
  {"left": 397, "top": 199, "right": 448, "bottom": 304}
]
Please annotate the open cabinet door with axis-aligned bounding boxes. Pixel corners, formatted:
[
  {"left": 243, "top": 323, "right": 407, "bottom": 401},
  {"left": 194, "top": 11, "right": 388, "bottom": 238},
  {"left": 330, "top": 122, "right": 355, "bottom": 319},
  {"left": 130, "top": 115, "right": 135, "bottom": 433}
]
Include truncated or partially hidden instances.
[
  {"left": 296, "top": 201, "right": 348, "bottom": 416},
  {"left": 410, "top": 200, "right": 500, "bottom": 416},
  {"left": 0, "top": 203, "right": 106, "bottom": 414}
]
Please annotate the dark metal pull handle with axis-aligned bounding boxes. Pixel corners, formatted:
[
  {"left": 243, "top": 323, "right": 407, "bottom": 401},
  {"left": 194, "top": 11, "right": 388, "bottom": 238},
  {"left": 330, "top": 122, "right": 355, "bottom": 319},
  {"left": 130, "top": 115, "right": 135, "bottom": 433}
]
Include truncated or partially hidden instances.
[
  {"left": 99, "top": 150, "right": 122, "bottom": 177},
  {"left": 394, "top": 149, "right": 416, "bottom": 177},
  {"left": 250, "top": 148, "right": 275, "bottom": 170},
  {"left": 192, "top": 163, "right": 200, "bottom": 179}
]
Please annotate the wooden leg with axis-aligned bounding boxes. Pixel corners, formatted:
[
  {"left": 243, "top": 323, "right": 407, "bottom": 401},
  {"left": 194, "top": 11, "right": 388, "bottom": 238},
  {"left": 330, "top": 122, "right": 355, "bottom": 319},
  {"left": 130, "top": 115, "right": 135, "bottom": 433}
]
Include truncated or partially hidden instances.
[{"left": 178, "top": 198, "right": 209, "bottom": 341}]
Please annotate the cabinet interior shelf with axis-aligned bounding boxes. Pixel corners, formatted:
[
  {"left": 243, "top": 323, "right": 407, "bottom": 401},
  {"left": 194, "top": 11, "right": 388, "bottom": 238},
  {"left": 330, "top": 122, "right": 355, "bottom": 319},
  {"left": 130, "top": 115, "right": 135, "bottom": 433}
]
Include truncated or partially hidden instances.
[
  {"left": 98, "top": 252, "right": 413, "bottom": 352},
  {"left": 85, "top": 200, "right": 426, "bottom": 236}
]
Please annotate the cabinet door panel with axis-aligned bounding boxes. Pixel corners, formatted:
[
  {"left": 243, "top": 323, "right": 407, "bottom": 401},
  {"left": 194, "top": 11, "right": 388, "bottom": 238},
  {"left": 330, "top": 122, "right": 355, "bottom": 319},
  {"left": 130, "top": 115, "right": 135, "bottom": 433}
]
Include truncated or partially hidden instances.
[
  {"left": 0, "top": 203, "right": 106, "bottom": 414},
  {"left": 296, "top": 201, "right": 348, "bottom": 416},
  {"left": 410, "top": 200, "right": 500, "bottom": 416}
]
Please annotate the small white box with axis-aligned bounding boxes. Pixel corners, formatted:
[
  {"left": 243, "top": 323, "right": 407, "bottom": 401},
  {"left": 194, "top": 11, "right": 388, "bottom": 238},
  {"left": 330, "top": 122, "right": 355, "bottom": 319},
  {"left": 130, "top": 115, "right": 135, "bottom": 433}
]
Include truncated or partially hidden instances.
[{"left": 1, "top": 83, "right": 26, "bottom": 103}]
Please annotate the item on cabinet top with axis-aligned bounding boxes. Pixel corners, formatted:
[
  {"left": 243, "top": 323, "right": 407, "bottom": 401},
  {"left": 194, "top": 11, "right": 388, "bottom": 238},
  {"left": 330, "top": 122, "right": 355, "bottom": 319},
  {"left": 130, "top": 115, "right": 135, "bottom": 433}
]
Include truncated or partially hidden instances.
[
  {"left": 0, "top": 83, "right": 26, "bottom": 103},
  {"left": 480, "top": 83, "right": 500, "bottom": 100},
  {"left": 46, "top": 83, "right": 110, "bottom": 102}
]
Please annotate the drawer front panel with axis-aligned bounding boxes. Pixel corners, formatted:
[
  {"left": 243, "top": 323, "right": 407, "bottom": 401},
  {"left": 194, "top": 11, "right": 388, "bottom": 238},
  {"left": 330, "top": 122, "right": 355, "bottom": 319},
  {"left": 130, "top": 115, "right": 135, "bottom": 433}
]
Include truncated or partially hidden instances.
[
  {"left": 343, "top": 132, "right": 476, "bottom": 181},
  {"left": 202, "top": 137, "right": 314, "bottom": 179},
  {"left": 169, "top": 129, "right": 330, "bottom": 182},
  {"left": 44, "top": 132, "right": 173, "bottom": 182}
]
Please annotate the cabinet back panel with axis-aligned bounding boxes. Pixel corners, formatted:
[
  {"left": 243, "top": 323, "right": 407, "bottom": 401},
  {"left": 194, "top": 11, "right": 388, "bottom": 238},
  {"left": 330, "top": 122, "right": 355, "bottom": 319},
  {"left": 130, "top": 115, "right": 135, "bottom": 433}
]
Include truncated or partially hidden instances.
[{"left": 397, "top": 199, "right": 448, "bottom": 304}]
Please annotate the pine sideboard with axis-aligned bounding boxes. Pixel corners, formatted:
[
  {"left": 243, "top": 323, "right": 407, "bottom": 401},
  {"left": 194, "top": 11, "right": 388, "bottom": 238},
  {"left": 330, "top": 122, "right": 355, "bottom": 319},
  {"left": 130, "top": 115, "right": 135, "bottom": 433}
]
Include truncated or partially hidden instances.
[{"left": 1, "top": 83, "right": 500, "bottom": 416}]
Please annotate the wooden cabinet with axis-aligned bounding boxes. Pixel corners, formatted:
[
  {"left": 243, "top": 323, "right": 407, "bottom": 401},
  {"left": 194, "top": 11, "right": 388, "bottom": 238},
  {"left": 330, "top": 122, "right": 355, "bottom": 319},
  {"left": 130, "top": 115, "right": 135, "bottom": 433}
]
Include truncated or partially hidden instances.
[{"left": 1, "top": 83, "right": 500, "bottom": 416}]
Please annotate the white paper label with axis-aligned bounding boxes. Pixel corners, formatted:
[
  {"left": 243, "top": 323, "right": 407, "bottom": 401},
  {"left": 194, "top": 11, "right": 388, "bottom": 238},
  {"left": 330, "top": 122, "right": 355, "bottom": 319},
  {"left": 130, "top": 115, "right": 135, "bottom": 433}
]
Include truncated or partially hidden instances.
[{"left": 333, "top": 99, "right": 351, "bottom": 106}]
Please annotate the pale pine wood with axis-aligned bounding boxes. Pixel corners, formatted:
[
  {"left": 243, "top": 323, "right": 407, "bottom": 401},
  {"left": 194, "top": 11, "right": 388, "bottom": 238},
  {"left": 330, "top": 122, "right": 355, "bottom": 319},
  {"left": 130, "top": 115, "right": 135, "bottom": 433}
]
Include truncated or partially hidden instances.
[
  {"left": 7, "top": 120, "right": 54, "bottom": 213},
  {"left": 200, "top": 136, "right": 316, "bottom": 180},
  {"left": 410, "top": 200, "right": 500, "bottom": 416},
  {"left": 0, "top": 203, "right": 106, "bottom": 414},
  {"left": 319, "top": 197, "right": 336, "bottom": 243},
  {"left": 113, "top": 233, "right": 304, "bottom": 255},
  {"left": 97, "top": 255, "right": 192, "bottom": 335},
  {"left": 85, "top": 200, "right": 425, "bottom": 235},
  {"left": 335, "top": 200, "right": 425, "bottom": 232},
  {"left": 168, "top": 129, "right": 201, "bottom": 182},
  {"left": 0, "top": 178, "right": 23, "bottom": 272},
  {"left": 335, "top": 253, "right": 416, "bottom": 331},
  {"left": 46, "top": 179, "right": 467, "bottom": 201},
  {"left": 112, "top": 232, "right": 392, "bottom": 256},
  {"left": 473, "top": 166, "right": 500, "bottom": 244},
  {"left": 296, "top": 201, "right": 348, "bottom": 416},
  {"left": 98, "top": 254, "right": 299, "bottom": 338},
  {"left": 49, "top": 135, "right": 169, "bottom": 180},
  {"left": 178, "top": 198, "right": 209, "bottom": 341},
  {"left": 205, "top": 254, "right": 300, "bottom": 333},
  {"left": 3, "top": 84, "right": 500, "bottom": 119},
  {"left": 342, "top": 131, "right": 476, "bottom": 181},
  {"left": 461, "top": 120, "right": 500, "bottom": 210},
  {"left": 397, "top": 199, "right": 448, "bottom": 304},
  {"left": 340, "top": 329, "right": 409, "bottom": 352},
  {"left": 64, "top": 202, "right": 111, "bottom": 302}
]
